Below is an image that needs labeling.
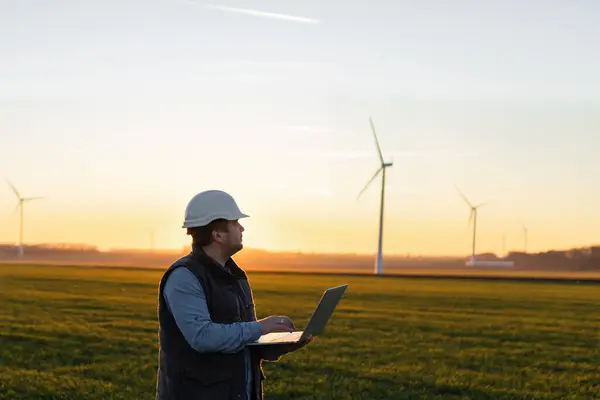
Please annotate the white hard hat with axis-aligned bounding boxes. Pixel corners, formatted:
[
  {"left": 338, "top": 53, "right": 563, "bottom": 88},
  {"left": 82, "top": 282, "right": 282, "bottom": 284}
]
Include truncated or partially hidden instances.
[{"left": 182, "top": 190, "right": 249, "bottom": 228}]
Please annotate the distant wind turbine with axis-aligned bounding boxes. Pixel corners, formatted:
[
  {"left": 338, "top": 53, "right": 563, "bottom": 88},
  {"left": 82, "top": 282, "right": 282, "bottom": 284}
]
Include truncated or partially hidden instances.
[
  {"left": 357, "top": 117, "right": 393, "bottom": 275},
  {"left": 455, "top": 186, "right": 489, "bottom": 265},
  {"left": 6, "top": 179, "right": 44, "bottom": 258},
  {"left": 522, "top": 224, "right": 528, "bottom": 253}
]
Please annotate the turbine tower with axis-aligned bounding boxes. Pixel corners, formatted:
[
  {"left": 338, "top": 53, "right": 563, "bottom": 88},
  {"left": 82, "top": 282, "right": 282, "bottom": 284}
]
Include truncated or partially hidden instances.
[
  {"left": 522, "top": 224, "right": 528, "bottom": 253},
  {"left": 357, "top": 117, "right": 393, "bottom": 275},
  {"left": 455, "top": 186, "right": 488, "bottom": 266},
  {"left": 6, "top": 179, "right": 44, "bottom": 258}
]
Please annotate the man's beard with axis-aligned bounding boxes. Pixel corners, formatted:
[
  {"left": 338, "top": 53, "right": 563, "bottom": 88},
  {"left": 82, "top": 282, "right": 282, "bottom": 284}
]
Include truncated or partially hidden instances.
[{"left": 227, "top": 242, "right": 243, "bottom": 257}]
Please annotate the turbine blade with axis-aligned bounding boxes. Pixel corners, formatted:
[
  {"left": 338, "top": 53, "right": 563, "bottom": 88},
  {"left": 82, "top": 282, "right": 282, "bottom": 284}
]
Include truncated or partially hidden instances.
[
  {"left": 12, "top": 203, "right": 20, "bottom": 216},
  {"left": 369, "top": 117, "right": 385, "bottom": 165},
  {"left": 454, "top": 185, "right": 473, "bottom": 208},
  {"left": 475, "top": 201, "right": 491, "bottom": 208},
  {"left": 5, "top": 178, "right": 21, "bottom": 199},
  {"left": 357, "top": 167, "right": 383, "bottom": 199}
]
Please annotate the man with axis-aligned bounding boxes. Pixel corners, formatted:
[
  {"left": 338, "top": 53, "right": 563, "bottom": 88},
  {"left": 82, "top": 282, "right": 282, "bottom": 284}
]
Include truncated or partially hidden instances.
[{"left": 156, "top": 190, "right": 312, "bottom": 400}]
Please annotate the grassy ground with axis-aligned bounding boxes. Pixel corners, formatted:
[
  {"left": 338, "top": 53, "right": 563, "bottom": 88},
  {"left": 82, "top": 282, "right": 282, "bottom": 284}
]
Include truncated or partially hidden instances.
[{"left": 1, "top": 264, "right": 598, "bottom": 399}]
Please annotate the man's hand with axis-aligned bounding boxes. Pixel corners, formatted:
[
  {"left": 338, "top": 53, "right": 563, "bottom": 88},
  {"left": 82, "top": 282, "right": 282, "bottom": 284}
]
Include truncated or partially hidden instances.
[
  {"left": 259, "top": 334, "right": 314, "bottom": 362},
  {"left": 257, "top": 316, "right": 295, "bottom": 335}
]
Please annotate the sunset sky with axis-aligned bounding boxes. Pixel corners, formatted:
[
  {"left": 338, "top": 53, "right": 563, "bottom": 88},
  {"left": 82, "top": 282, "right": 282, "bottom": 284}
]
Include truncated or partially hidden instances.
[{"left": 1, "top": 0, "right": 599, "bottom": 256}]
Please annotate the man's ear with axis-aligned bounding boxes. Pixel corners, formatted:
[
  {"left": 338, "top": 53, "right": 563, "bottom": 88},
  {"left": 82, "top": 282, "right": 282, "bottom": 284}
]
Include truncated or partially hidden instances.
[{"left": 212, "top": 230, "right": 224, "bottom": 242}]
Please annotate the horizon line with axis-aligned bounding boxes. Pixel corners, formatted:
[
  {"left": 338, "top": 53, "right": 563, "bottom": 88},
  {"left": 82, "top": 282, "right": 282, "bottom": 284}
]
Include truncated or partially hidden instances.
[{"left": 0, "top": 242, "right": 598, "bottom": 258}]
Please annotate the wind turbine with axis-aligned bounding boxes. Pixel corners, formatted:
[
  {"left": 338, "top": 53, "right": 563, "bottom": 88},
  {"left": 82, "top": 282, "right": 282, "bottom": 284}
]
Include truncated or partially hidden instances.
[
  {"left": 357, "top": 117, "right": 393, "bottom": 275},
  {"left": 522, "top": 224, "right": 528, "bottom": 253},
  {"left": 455, "top": 186, "right": 489, "bottom": 266},
  {"left": 6, "top": 179, "right": 44, "bottom": 258}
]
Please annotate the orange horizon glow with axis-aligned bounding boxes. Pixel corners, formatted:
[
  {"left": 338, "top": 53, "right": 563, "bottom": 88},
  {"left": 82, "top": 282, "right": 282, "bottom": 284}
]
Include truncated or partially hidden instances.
[{"left": 0, "top": 203, "right": 597, "bottom": 258}]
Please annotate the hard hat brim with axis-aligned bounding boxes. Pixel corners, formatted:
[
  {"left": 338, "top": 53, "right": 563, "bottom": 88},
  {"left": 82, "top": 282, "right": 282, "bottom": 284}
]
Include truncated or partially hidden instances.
[{"left": 182, "top": 212, "right": 249, "bottom": 229}]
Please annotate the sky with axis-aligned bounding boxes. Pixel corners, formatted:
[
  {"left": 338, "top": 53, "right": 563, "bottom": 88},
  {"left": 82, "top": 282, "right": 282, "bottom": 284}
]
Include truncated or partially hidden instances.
[{"left": 1, "top": 0, "right": 599, "bottom": 256}]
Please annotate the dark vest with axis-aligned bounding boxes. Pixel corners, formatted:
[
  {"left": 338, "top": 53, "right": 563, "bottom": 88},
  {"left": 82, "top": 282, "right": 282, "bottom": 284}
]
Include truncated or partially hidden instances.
[{"left": 156, "top": 246, "right": 265, "bottom": 400}]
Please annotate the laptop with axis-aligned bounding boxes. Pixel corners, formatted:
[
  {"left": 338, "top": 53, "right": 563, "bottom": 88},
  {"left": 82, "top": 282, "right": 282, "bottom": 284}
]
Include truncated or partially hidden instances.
[{"left": 248, "top": 284, "right": 348, "bottom": 346}]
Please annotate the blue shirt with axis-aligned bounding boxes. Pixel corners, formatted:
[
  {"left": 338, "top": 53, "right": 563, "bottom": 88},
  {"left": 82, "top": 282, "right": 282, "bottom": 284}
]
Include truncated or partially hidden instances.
[{"left": 163, "top": 267, "right": 263, "bottom": 399}]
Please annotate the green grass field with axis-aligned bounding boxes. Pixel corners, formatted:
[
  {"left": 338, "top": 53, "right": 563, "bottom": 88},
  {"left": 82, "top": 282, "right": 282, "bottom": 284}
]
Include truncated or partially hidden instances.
[{"left": 1, "top": 264, "right": 599, "bottom": 399}]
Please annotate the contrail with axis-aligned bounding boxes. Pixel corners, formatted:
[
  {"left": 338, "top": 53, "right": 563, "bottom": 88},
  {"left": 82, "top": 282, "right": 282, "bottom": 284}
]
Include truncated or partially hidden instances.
[{"left": 200, "top": 4, "right": 321, "bottom": 24}]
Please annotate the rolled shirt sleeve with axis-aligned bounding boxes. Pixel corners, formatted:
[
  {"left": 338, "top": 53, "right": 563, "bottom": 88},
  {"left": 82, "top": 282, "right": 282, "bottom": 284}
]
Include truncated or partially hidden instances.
[{"left": 163, "top": 267, "right": 263, "bottom": 353}]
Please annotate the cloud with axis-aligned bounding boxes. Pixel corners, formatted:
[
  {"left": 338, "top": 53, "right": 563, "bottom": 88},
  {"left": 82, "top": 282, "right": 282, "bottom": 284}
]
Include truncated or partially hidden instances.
[
  {"left": 200, "top": 61, "right": 329, "bottom": 69},
  {"left": 294, "top": 150, "right": 479, "bottom": 159},
  {"left": 287, "top": 126, "right": 334, "bottom": 135},
  {"left": 192, "top": 61, "right": 338, "bottom": 83},
  {"left": 308, "top": 187, "right": 334, "bottom": 197},
  {"left": 225, "top": 61, "right": 333, "bottom": 70},
  {"left": 196, "top": 61, "right": 337, "bottom": 74},
  {"left": 277, "top": 182, "right": 333, "bottom": 197},
  {"left": 199, "top": 4, "right": 321, "bottom": 24},
  {"left": 386, "top": 186, "right": 422, "bottom": 194}
]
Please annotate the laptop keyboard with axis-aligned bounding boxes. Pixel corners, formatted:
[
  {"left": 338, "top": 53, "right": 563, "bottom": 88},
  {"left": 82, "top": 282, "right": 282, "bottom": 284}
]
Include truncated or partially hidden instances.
[{"left": 263, "top": 331, "right": 304, "bottom": 343}]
